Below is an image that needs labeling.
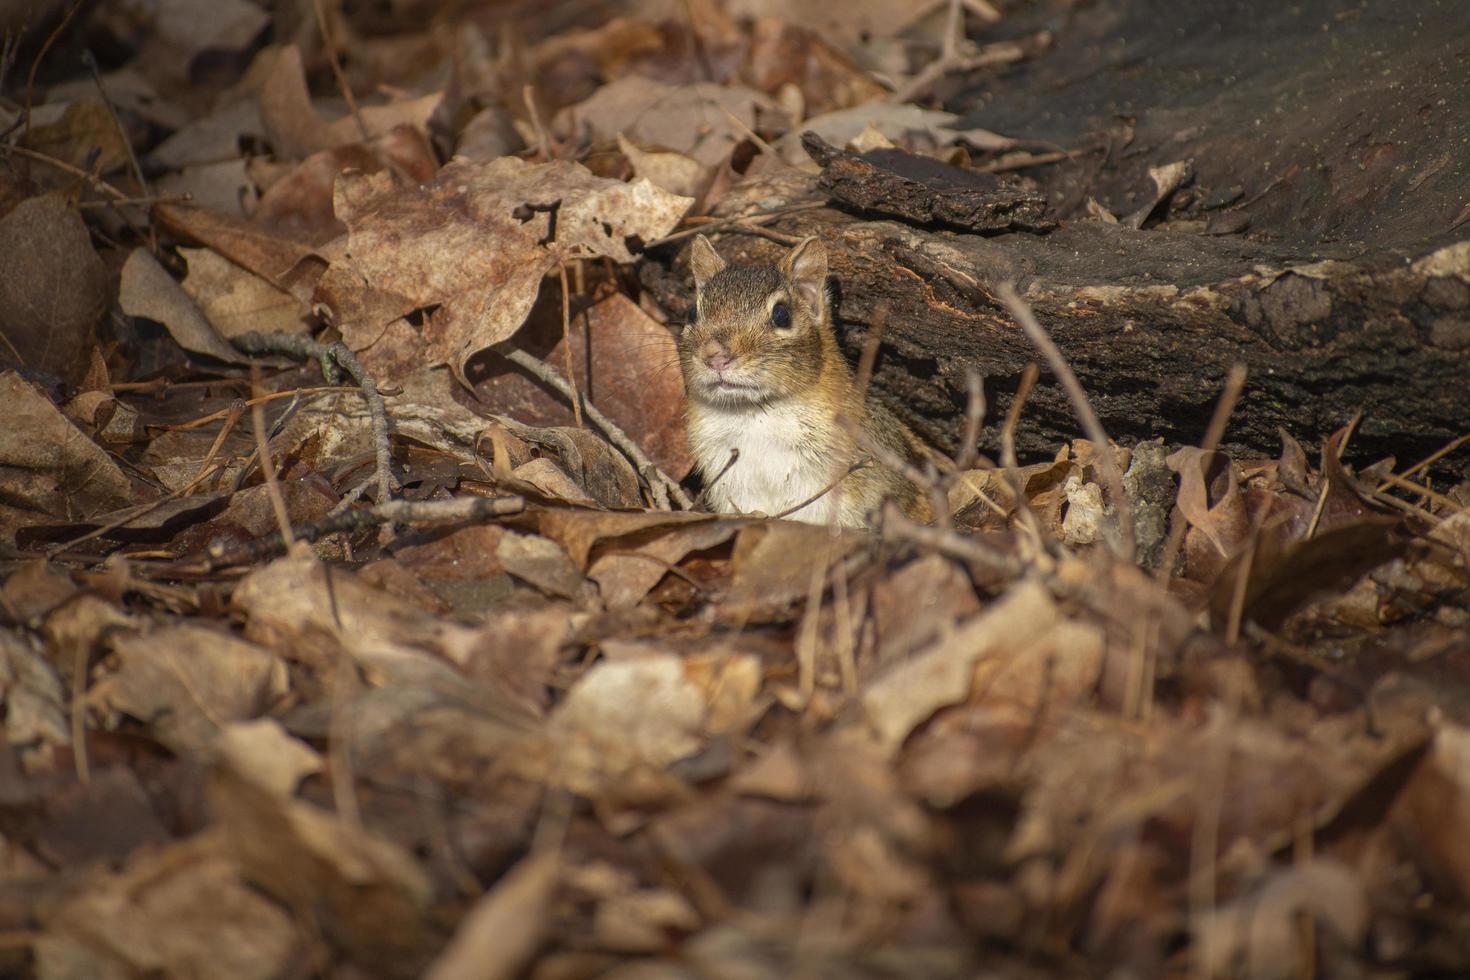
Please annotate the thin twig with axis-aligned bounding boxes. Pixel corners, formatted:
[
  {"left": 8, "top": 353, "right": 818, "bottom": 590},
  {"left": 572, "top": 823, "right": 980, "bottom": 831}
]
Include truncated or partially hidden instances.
[
  {"left": 1381, "top": 431, "right": 1470, "bottom": 490},
  {"left": 251, "top": 367, "right": 295, "bottom": 548},
  {"left": 82, "top": 50, "right": 149, "bottom": 198},
  {"left": 233, "top": 332, "right": 396, "bottom": 507},
  {"left": 45, "top": 402, "right": 246, "bottom": 559},
  {"left": 313, "top": 0, "right": 368, "bottom": 142},
  {"left": 558, "top": 262, "right": 583, "bottom": 428},
  {"left": 1000, "top": 363, "right": 1046, "bottom": 548},
  {"left": 504, "top": 347, "right": 693, "bottom": 510},
  {"left": 23, "top": 0, "right": 85, "bottom": 137},
  {"left": 199, "top": 495, "right": 526, "bottom": 571},
  {"left": 1375, "top": 471, "right": 1463, "bottom": 515},
  {"left": 0, "top": 143, "right": 129, "bottom": 200},
  {"left": 953, "top": 368, "right": 986, "bottom": 472},
  {"left": 773, "top": 459, "right": 871, "bottom": 520},
  {"left": 647, "top": 203, "right": 826, "bottom": 249},
  {"left": 522, "top": 85, "right": 553, "bottom": 161},
  {"left": 997, "top": 282, "right": 1135, "bottom": 561},
  {"left": 881, "top": 507, "right": 1023, "bottom": 579}
]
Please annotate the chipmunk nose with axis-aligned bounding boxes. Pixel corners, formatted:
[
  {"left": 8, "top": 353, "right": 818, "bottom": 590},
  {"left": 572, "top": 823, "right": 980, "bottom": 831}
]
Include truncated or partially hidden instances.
[{"left": 702, "top": 345, "right": 734, "bottom": 373}]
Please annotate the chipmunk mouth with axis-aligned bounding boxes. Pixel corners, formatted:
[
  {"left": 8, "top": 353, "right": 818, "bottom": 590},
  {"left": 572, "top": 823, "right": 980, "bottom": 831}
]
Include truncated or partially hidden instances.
[{"left": 698, "top": 376, "right": 767, "bottom": 404}]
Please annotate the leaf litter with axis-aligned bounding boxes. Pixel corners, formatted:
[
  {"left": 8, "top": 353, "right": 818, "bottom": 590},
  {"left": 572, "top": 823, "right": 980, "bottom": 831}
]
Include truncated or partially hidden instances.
[{"left": 0, "top": 0, "right": 1466, "bottom": 978}]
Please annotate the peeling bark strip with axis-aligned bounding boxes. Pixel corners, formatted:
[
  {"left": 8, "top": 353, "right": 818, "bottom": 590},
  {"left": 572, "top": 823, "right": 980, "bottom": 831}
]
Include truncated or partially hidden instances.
[{"left": 801, "top": 132, "right": 1054, "bottom": 234}]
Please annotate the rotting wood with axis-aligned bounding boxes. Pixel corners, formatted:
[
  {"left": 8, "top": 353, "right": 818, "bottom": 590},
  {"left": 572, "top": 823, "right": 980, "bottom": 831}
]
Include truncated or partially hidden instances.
[{"left": 645, "top": 172, "right": 1470, "bottom": 475}]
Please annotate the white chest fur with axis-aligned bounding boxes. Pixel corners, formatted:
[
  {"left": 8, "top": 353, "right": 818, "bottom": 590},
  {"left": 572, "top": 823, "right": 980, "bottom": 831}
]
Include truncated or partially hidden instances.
[{"left": 688, "top": 402, "right": 844, "bottom": 524}]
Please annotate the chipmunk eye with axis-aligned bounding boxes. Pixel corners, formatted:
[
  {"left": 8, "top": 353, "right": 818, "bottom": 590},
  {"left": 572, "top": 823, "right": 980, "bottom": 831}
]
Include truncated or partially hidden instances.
[
  {"left": 770, "top": 302, "right": 791, "bottom": 329},
  {"left": 686, "top": 306, "right": 698, "bottom": 326}
]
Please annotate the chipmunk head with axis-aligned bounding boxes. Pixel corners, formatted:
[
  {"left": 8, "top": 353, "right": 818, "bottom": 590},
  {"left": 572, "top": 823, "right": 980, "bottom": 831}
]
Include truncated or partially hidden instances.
[{"left": 677, "top": 235, "right": 831, "bottom": 408}]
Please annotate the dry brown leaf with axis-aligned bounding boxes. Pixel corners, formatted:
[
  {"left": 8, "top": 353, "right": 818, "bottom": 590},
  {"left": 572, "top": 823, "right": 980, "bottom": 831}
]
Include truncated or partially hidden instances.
[
  {"left": 557, "top": 76, "right": 779, "bottom": 169},
  {"left": 491, "top": 416, "right": 644, "bottom": 509},
  {"left": 473, "top": 290, "right": 692, "bottom": 479},
  {"left": 155, "top": 158, "right": 259, "bottom": 218},
  {"left": 210, "top": 771, "right": 433, "bottom": 968},
  {"left": 588, "top": 519, "right": 740, "bottom": 609},
  {"left": 3, "top": 560, "right": 79, "bottom": 626},
  {"left": 725, "top": 0, "right": 928, "bottom": 51},
  {"left": 35, "top": 831, "right": 299, "bottom": 980},
  {"left": 21, "top": 98, "right": 131, "bottom": 175},
  {"left": 96, "top": 623, "right": 289, "bottom": 757},
  {"left": 313, "top": 157, "right": 691, "bottom": 381},
  {"left": 861, "top": 581, "right": 1065, "bottom": 754},
  {"left": 1167, "top": 446, "right": 1251, "bottom": 577},
  {"left": 617, "top": 134, "right": 715, "bottom": 201},
  {"left": 536, "top": 509, "right": 717, "bottom": 570},
  {"left": 141, "top": 0, "right": 270, "bottom": 86},
  {"left": 726, "top": 522, "right": 867, "bottom": 611},
  {"left": 259, "top": 46, "right": 390, "bottom": 160},
  {"left": 497, "top": 531, "right": 591, "bottom": 601},
  {"left": 215, "top": 718, "right": 323, "bottom": 796},
  {"left": 869, "top": 554, "right": 981, "bottom": 664},
  {"left": 179, "top": 246, "right": 310, "bottom": 339},
  {"left": 0, "top": 195, "right": 112, "bottom": 386},
  {"left": 119, "top": 248, "right": 252, "bottom": 364},
  {"left": 155, "top": 202, "right": 320, "bottom": 301},
  {"left": 0, "top": 628, "right": 70, "bottom": 772},
  {"left": 743, "top": 18, "right": 888, "bottom": 116},
  {"left": 0, "top": 371, "right": 137, "bottom": 539},
  {"left": 423, "top": 853, "right": 560, "bottom": 980},
  {"left": 531, "top": 650, "right": 722, "bottom": 800},
  {"left": 1192, "top": 861, "right": 1368, "bottom": 980}
]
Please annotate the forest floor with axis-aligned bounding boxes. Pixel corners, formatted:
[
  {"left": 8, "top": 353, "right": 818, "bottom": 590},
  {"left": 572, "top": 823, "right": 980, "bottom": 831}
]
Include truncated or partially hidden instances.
[{"left": 0, "top": 0, "right": 1467, "bottom": 977}]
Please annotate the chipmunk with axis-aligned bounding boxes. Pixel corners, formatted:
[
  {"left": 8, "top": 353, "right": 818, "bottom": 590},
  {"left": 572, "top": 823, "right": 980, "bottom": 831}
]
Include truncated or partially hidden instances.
[{"left": 677, "top": 234, "right": 934, "bottom": 529}]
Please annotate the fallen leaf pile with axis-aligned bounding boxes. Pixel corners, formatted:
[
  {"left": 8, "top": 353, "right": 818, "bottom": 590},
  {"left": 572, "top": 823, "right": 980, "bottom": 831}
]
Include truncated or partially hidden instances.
[{"left": 0, "top": 0, "right": 1467, "bottom": 978}]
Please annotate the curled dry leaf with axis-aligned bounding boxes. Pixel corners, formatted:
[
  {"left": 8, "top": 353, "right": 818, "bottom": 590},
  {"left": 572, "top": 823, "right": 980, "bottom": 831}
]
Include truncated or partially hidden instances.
[
  {"left": 588, "top": 518, "right": 741, "bottom": 609},
  {"left": 34, "top": 831, "right": 299, "bottom": 980},
  {"left": 259, "top": 45, "right": 441, "bottom": 161},
  {"left": 96, "top": 623, "right": 289, "bottom": 758},
  {"left": 20, "top": 99, "right": 132, "bottom": 175},
  {"left": 862, "top": 581, "right": 1088, "bottom": 754},
  {"left": 119, "top": 249, "right": 252, "bottom": 364},
  {"left": 556, "top": 76, "right": 779, "bottom": 169},
  {"left": 210, "top": 771, "right": 433, "bottom": 968},
  {"left": 0, "top": 629, "right": 70, "bottom": 772},
  {"left": 532, "top": 649, "right": 758, "bottom": 801},
  {"left": 473, "top": 290, "right": 693, "bottom": 480},
  {"left": 1167, "top": 446, "right": 1251, "bottom": 578},
  {"left": 422, "top": 853, "right": 559, "bottom": 980},
  {"left": 313, "top": 157, "right": 692, "bottom": 381},
  {"left": 1192, "top": 860, "right": 1368, "bottom": 980},
  {"left": 215, "top": 718, "right": 323, "bottom": 797},
  {"left": 0, "top": 195, "right": 112, "bottom": 386},
  {"left": 179, "top": 246, "right": 310, "bottom": 339},
  {"left": 0, "top": 372, "right": 137, "bottom": 541},
  {"left": 490, "top": 416, "right": 644, "bottom": 510}
]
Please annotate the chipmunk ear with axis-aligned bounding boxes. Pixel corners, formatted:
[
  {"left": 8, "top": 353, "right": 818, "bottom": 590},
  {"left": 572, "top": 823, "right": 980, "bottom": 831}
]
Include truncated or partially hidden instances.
[
  {"left": 779, "top": 236, "right": 829, "bottom": 313},
  {"left": 689, "top": 235, "right": 726, "bottom": 286}
]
